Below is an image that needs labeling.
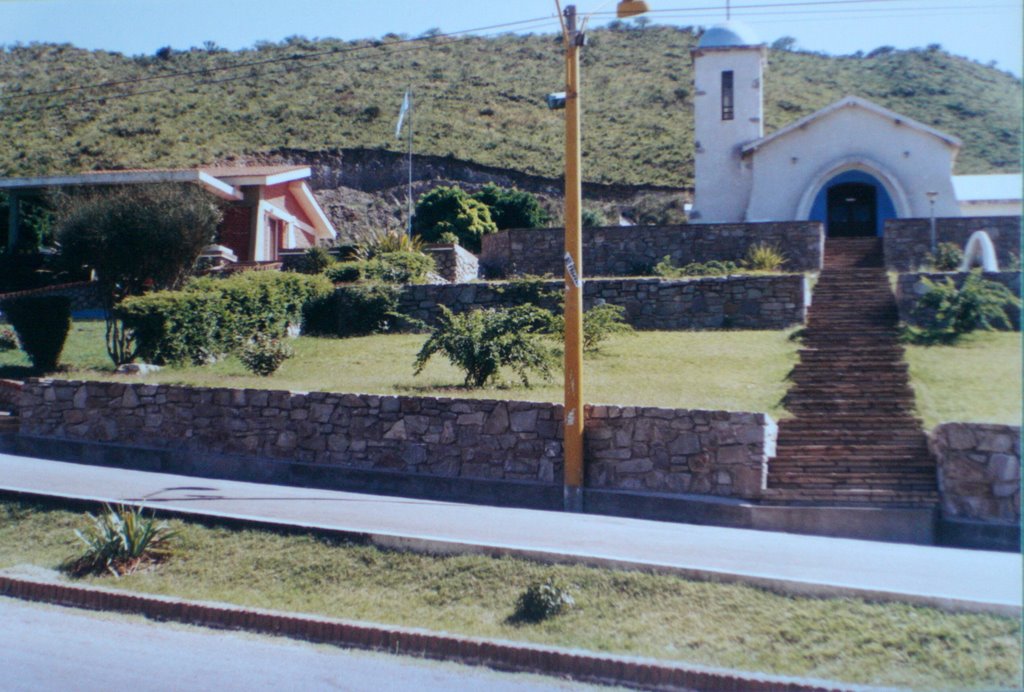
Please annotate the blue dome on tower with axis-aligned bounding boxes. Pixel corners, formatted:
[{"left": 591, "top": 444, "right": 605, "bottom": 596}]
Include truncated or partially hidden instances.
[{"left": 697, "top": 21, "right": 761, "bottom": 48}]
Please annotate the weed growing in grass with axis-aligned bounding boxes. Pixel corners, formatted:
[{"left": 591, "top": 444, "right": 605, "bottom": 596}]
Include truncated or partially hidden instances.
[{"left": 66, "top": 504, "right": 176, "bottom": 577}]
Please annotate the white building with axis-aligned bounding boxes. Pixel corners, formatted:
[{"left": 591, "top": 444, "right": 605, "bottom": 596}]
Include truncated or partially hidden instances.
[{"left": 689, "top": 22, "right": 1022, "bottom": 235}]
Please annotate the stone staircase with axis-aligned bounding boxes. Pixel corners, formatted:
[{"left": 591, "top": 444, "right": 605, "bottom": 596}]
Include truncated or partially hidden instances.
[{"left": 765, "top": 237, "right": 938, "bottom": 507}]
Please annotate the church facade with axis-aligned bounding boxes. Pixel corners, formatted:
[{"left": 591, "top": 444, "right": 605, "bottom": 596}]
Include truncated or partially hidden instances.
[{"left": 689, "top": 22, "right": 1021, "bottom": 235}]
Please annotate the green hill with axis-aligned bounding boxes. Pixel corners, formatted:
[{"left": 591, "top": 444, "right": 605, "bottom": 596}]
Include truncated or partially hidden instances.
[{"left": 0, "top": 26, "right": 1019, "bottom": 187}]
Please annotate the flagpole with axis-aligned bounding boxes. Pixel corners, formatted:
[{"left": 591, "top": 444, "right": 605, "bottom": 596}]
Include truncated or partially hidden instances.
[{"left": 407, "top": 87, "right": 414, "bottom": 237}]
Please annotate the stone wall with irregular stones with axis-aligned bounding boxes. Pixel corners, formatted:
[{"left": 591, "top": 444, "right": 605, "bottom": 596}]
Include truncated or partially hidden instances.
[
  {"left": 0, "top": 281, "right": 104, "bottom": 314},
  {"left": 18, "top": 380, "right": 776, "bottom": 500},
  {"left": 931, "top": 423, "right": 1021, "bottom": 524},
  {"left": 883, "top": 217, "right": 1022, "bottom": 271},
  {"left": 480, "top": 223, "right": 824, "bottom": 278},
  {"left": 397, "top": 275, "right": 807, "bottom": 330},
  {"left": 895, "top": 272, "right": 1021, "bottom": 329},
  {"left": 425, "top": 244, "right": 480, "bottom": 283}
]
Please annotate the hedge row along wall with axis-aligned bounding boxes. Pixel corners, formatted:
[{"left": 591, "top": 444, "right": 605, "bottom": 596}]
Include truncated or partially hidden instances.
[
  {"left": 397, "top": 275, "right": 807, "bottom": 330},
  {"left": 480, "top": 222, "right": 824, "bottom": 278},
  {"left": 18, "top": 380, "right": 777, "bottom": 501}
]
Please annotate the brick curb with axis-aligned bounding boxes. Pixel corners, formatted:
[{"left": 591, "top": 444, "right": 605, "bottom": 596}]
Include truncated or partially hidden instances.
[{"left": 0, "top": 573, "right": 884, "bottom": 692}]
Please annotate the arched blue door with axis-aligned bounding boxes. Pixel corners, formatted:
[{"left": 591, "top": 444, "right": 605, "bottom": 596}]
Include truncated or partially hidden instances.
[{"left": 809, "top": 170, "right": 897, "bottom": 236}]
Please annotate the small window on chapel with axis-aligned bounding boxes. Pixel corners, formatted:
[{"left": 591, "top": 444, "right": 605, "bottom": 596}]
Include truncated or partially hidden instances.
[{"left": 721, "top": 70, "right": 734, "bottom": 121}]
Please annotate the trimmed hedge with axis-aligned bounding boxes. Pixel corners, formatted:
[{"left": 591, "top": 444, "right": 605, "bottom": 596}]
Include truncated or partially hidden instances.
[
  {"left": 325, "top": 251, "right": 436, "bottom": 285},
  {"left": 304, "top": 283, "right": 404, "bottom": 337},
  {"left": 118, "top": 272, "right": 333, "bottom": 365},
  {"left": 1, "top": 295, "right": 71, "bottom": 372}
]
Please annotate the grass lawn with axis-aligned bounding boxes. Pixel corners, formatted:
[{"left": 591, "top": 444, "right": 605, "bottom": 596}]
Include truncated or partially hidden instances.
[
  {"left": 1, "top": 320, "right": 1020, "bottom": 425},
  {"left": 906, "top": 331, "right": 1022, "bottom": 428},
  {"left": 0, "top": 499, "right": 1019, "bottom": 691},
  {"left": 1, "top": 319, "right": 800, "bottom": 418}
]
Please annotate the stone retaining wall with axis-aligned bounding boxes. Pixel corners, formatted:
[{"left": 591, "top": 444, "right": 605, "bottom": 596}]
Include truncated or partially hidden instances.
[
  {"left": 18, "top": 380, "right": 775, "bottom": 501},
  {"left": 480, "top": 222, "right": 824, "bottom": 278},
  {"left": 0, "top": 281, "right": 104, "bottom": 314},
  {"left": 397, "top": 275, "right": 807, "bottom": 330},
  {"left": 895, "top": 272, "right": 1021, "bottom": 329},
  {"left": 424, "top": 244, "right": 480, "bottom": 283},
  {"left": 883, "top": 217, "right": 1022, "bottom": 271},
  {"left": 931, "top": 423, "right": 1021, "bottom": 525}
]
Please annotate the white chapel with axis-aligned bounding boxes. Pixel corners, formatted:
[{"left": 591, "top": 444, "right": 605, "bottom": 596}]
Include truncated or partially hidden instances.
[{"left": 688, "top": 22, "right": 1022, "bottom": 235}]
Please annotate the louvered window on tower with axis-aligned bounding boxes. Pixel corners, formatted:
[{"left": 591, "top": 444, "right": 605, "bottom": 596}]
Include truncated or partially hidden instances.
[{"left": 721, "top": 70, "right": 734, "bottom": 120}]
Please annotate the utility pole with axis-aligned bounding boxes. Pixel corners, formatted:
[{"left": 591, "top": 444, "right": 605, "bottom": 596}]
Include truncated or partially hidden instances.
[{"left": 562, "top": 4, "right": 585, "bottom": 512}]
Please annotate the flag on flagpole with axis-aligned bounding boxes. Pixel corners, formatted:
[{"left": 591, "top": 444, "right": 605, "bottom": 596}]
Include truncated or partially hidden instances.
[{"left": 395, "top": 90, "right": 410, "bottom": 139}]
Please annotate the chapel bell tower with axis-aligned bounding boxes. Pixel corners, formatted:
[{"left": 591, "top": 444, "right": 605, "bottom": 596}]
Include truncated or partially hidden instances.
[{"left": 690, "top": 22, "right": 766, "bottom": 223}]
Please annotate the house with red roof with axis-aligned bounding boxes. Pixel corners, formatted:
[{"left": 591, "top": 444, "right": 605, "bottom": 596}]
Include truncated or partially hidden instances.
[{"left": 0, "top": 165, "right": 337, "bottom": 263}]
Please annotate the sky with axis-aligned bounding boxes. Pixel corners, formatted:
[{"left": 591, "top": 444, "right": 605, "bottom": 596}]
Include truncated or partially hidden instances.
[{"left": 0, "top": 0, "right": 1020, "bottom": 76}]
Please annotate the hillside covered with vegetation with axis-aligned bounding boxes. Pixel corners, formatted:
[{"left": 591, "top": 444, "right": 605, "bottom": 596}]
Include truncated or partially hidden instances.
[{"left": 0, "top": 25, "right": 1020, "bottom": 187}]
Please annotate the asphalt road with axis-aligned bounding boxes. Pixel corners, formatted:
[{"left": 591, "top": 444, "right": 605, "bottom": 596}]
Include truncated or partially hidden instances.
[{"left": 0, "top": 597, "right": 609, "bottom": 692}]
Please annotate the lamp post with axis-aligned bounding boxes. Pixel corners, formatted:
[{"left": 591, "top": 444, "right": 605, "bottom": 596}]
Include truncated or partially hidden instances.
[
  {"left": 926, "top": 190, "right": 938, "bottom": 255},
  {"left": 557, "top": 0, "right": 648, "bottom": 512}
]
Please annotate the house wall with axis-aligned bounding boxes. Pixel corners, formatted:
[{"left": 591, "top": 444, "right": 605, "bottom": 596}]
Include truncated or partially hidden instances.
[
  {"left": 394, "top": 275, "right": 807, "bottom": 331},
  {"left": 746, "top": 104, "right": 961, "bottom": 223},
  {"left": 16, "top": 380, "right": 776, "bottom": 502},
  {"left": 958, "top": 201, "right": 1023, "bottom": 217},
  {"left": 479, "top": 223, "right": 824, "bottom": 278},
  {"left": 883, "top": 216, "right": 1022, "bottom": 271}
]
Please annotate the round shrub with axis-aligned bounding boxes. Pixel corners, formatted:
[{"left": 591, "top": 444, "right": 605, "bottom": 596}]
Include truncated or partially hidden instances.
[
  {"left": 237, "top": 334, "right": 294, "bottom": 376},
  {"left": 1, "top": 295, "right": 71, "bottom": 372},
  {"left": 513, "top": 579, "right": 576, "bottom": 622}
]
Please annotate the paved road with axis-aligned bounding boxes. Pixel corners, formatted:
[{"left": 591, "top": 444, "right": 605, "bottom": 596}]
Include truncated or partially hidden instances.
[
  {"left": 0, "top": 597, "right": 607, "bottom": 691},
  {"left": 0, "top": 453, "right": 1019, "bottom": 614}
]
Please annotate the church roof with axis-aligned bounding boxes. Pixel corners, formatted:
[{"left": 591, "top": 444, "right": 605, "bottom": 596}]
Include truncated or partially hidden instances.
[
  {"left": 741, "top": 95, "right": 962, "bottom": 155},
  {"left": 697, "top": 21, "right": 761, "bottom": 49}
]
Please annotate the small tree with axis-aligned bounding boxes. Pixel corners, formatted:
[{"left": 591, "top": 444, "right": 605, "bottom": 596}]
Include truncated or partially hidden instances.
[
  {"left": 1, "top": 295, "right": 71, "bottom": 372},
  {"left": 56, "top": 184, "right": 223, "bottom": 365},
  {"left": 472, "top": 183, "right": 550, "bottom": 230},
  {"left": 412, "top": 186, "right": 497, "bottom": 253},
  {"left": 414, "top": 305, "right": 557, "bottom": 387}
]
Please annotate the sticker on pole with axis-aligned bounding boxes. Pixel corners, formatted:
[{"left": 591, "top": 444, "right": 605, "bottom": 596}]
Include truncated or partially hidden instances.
[{"left": 564, "top": 252, "right": 581, "bottom": 289}]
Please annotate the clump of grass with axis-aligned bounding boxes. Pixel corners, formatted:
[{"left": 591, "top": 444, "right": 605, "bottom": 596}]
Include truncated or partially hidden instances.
[{"left": 65, "top": 504, "right": 176, "bottom": 577}]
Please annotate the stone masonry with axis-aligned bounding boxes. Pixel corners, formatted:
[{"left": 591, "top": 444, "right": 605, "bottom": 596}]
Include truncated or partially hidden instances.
[
  {"left": 883, "top": 216, "right": 1022, "bottom": 271},
  {"left": 397, "top": 275, "right": 807, "bottom": 331},
  {"left": 930, "top": 423, "right": 1021, "bottom": 525},
  {"left": 18, "top": 380, "right": 776, "bottom": 500},
  {"left": 424, "top": 244, "right": 480, "bottom": 283},
  {"left": 480, "top": 222, "right": 824, "bottom": 278}
]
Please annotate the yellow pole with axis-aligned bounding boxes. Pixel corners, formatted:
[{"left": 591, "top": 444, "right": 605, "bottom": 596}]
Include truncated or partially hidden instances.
[{"left": 562, "top": 5, "right": 584, "bottom": 512}]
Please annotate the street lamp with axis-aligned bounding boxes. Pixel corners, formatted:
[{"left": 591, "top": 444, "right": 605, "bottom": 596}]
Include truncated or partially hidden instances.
[
  {"left": 926, "top": 191, "right": 938, "bottom": 255},
  {"left": 556, "top": 0, "right": 648, "bottom": 512}
]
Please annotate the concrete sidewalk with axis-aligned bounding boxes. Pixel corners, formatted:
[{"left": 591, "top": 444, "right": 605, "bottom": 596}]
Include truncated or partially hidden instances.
[{"left": 0, "top": 452, "right": 1019, "bottom": 616}]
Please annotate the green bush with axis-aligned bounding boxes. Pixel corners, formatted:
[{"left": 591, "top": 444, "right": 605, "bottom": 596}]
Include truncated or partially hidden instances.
[
  {"left": 331, "top": 283, "right": 404, "bottom": 336},
  {"left": 909, "top": 271, "right": 1020, "bottom": 342},
  {"left": 237, "top": 334, "right": 294, "bottom": 376},
  {"left": 119, "top": 272, "right": 331, "bottom": 365},
  {"left": 581, "top": 207, "right": 607, "bottom": 227},
  {"left": 742, "top": 243, "right": 787, "bottom": 271},
  {"left": 0, "top": 295, "right": 71, "bottom": 372},
  {"left": 326, "top": 252, "right": 435, "bottom": 285},
  {"left": 513, "top": 578, "right": 576, "bottom": 623},
  {"left": 354, "top": 229, "right": 425, "bottom": 258},
  {"left": 295, "top": 246, "right": 336, "bottom": 274},
  {"left": 0, "top": 328, "right": 17, "bottom": 351},
  {"left": 472, "top": 183, "right": 550, "bottom": 230},
  {"left": 582, "top": 303, "right": 633, "bottom": 352},
  {"left": 414, "top": 305, "right": 557, "bottom": 387},
  {"left": 67, "top": 504, "right": 176, "bottom": 577},
  {"left": 653, "top": 257, "right": 739, "bottom": 277},
  {"left": 117, "top": 290, "right": 223, "bottom": 365},
  {"left": 412, "top": 186, "right": 498, "bottom": 253},
  {"left": 926, "top": 242, "right": 964, "bottom": 271}
]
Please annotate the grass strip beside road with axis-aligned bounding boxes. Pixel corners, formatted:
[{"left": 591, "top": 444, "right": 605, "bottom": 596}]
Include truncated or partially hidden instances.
[{"left": 0, "top": 499, "right": 1020, "bottom": 691}]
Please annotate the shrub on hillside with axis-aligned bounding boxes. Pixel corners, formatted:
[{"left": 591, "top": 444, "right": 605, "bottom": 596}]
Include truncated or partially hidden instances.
[
  {"left": 412, "top": 186, "right": 498, "bottom": 253},
  {"left": 237, "top": 334, "right": 295, "bottom": 376},
  {"left": 472, "top": 183, "right": 550, "bottom": 230},
  {"left": 0, "top": 295, "right": 71, "bottom": 372},
  {"left": 908, "top": 271, "right": 1020, "bottom": 343},
  {"left": 414, "top": 305, "right": 557, "bottom": 387},
  {"left": 926, "top": 242, "right": 964, "bottom": 271}
]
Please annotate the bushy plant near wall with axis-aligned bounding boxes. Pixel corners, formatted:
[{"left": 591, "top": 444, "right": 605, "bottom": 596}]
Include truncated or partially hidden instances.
[
  {"left": 118, "top": 272, "right": 332, "bottom": 365},
  {"left": 908, "top": 270, "right": 1021, "bottom": 343},
  {"left": 325, "top": 251, "right": 435, "bottom": 285},
  {"left": 0, "top": 295, "right": 71, "bottom": 372},
  {"left": 307, "top": 283, "right": 405, "bottom": 337}
]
